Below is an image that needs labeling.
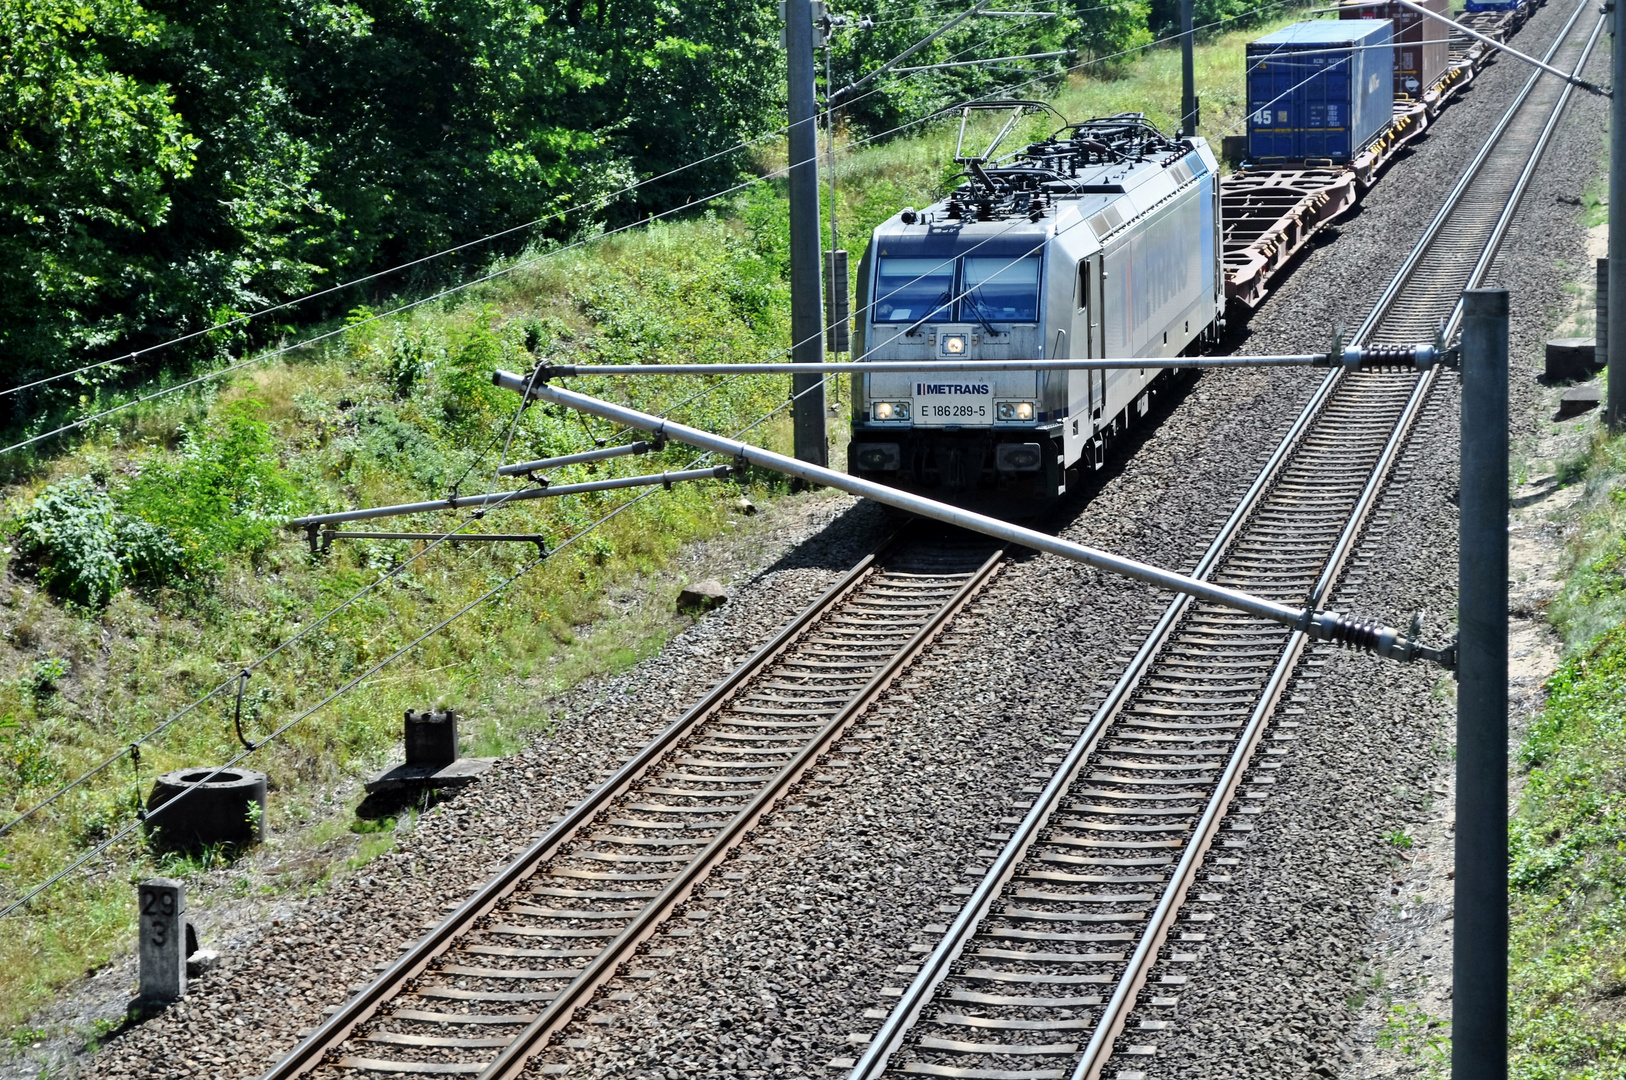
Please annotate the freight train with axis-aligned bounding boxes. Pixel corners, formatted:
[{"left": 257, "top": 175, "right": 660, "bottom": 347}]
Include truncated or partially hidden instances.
[{"left": 846, "top": 0, "right": 1536, "bottom": 503}]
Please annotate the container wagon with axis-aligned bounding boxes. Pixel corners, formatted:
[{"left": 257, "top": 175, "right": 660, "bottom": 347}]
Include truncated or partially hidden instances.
[
  {"left": 842, "top": 0, "right": 1542, "bottom": 505},
  {"left": 1465, "top": 0, "right": 1525, "bottom": 16}
]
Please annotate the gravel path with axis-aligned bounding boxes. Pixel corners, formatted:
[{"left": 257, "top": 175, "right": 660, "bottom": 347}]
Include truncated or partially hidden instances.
[{"left": 23, "top": 5, "right": 1602, "bottom": 1076}]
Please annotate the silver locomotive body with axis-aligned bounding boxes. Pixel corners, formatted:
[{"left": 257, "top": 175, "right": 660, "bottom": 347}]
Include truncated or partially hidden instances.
[{"left": 848, "top": 114, "right": 1225, "bottom": 503}]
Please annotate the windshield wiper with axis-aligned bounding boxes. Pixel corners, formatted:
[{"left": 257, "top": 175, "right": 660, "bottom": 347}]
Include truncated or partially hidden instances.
[
  {"left": 906, "top": 291, "right": 953, "bottom": 336},
  {"left": 962, "top": 289, "right": 999, "bottom": 336}
]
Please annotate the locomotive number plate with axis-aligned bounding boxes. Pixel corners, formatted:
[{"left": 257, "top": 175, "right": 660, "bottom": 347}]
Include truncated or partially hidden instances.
[{"left": 913, "top": 380, "right": 993, "bottom": 426}]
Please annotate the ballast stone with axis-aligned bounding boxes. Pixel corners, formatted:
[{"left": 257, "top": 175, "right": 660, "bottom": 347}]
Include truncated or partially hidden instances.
[{"left": 678, "top": 579, "right": 728, "bottom": 613}]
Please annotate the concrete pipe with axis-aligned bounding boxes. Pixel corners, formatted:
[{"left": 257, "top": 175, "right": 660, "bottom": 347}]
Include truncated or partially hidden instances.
[{"left": 145, "top": 768, "right": 268, "bottom": 852}]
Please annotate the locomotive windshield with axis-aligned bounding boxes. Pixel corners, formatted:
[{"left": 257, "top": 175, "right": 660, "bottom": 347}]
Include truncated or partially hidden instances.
[
  {"left": 963, "top": 256, "right": 1040, "bottom": 322},
  {"left": 873, "top": 253, "right": 1041, "bottom": 324},
  {"left": 874, "top": 258, "right": 953, "bottom": 323}
]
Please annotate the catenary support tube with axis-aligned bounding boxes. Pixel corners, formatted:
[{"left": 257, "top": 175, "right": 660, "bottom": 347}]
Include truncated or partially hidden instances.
[
  {"left": 495, "top": 369, "right": 1452, "bottom": 665},
  {"left": 289, "top": 467, "right": 731, "bottom": 528},
  {"left": 495, "top": 441, "right": 654, "bottom": 476},
  {"left": 526, "top": 344, "right": 1442, "bottom": 378}
]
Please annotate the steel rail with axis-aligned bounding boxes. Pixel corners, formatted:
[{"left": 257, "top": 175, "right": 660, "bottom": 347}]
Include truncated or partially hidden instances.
[
  {"left": 1069, "top": 365, "right": 1452, "bottom": 1077},
  {"left": 1351, "top": 0, "right": 1589, "bottom": 344},
  {"left": 476, "top": 546, "right": 1006, "bottom": 1080},
  {"left": 261, "top": 542, "right": 891, "bottom": 1078},
  {"left": 1451, "top": 9, "right": 1606, "bottom": 333},
  {"left": 850, "top": 0, "right": 1600, "bottom": 1073},
  {"left": 846, "top": 348, "right": 1355, "bottom": 1078},
  {"left": 1076, "top": 4, "right": 1603, "bottom": 1073}
]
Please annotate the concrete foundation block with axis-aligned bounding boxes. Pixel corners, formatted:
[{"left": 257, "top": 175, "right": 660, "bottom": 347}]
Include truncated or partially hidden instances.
[{"left": 1546, "top": 337, "right": 1601, "bottom": 382}]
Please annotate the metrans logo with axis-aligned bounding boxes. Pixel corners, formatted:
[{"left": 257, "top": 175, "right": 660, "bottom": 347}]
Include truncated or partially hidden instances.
[{"left": 916, "top": 383, "right": 991, "bottom": 395}]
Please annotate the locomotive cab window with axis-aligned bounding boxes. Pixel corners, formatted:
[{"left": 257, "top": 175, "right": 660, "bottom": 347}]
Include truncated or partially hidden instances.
[
  {"left": 1076, "top": 261, "right": 1089, "bottom": 312},
  {"left": 874, "top": 258, "right": 953, "bottom": 323},
  {"left": 962, "top": 256, "right": 1039, "bottom": 323}
]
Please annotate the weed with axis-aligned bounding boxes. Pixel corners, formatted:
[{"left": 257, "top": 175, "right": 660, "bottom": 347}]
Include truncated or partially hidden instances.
[
  {"left": 25, "top": 658, "right": 67, "bottom": 702},
  {"left": 349, "top": 816, "right": 395, "bottom": 836},
  {"left": 1384, "top": 829, "right": 1414, "bottom": 850},
  {"left": 81, "top": 1016, "right": 120, "bottom": 1053},
  {"left": 1377, "top": 1003, "right": 1450, "bottom": 1075},
  {"left": 10, "top": 479, "right": 124, "bottom": 608}
]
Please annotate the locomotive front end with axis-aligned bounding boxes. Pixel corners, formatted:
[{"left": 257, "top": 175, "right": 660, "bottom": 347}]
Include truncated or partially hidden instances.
[{"left": 849, "top": 226, "right": 1063, "bottom": 501}]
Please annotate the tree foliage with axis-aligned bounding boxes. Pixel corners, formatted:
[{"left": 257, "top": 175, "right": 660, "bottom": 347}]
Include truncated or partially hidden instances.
[
  {"left": 1, "top": 0, "right": 1276, "bottom": 415},
  {"left": 0, "top": 0, "right": 197, "bottom": 383}
]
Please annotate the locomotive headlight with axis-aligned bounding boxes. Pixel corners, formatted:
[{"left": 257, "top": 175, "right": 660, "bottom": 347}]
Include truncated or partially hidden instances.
[
  {"left": 996, "top": 401, "right": 1036, "bottom": 422},
  {"left": 872, "top": 401, "right": 910, "bottom": 421},
  {"left": 941, "top": 334, "right": 967, "bottom": 356}
]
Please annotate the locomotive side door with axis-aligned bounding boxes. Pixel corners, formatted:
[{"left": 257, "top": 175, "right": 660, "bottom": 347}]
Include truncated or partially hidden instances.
[{"left": 1086, "top": 255, "right": 1105, "bottom": 426}]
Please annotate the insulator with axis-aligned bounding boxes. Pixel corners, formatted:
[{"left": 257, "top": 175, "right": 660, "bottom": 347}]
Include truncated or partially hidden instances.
[
  {"left": 1359, "top": 344, "right": 1418, "bottom": 368},
  {"left": 1321, "top": 613, "right": 1384, "bottom": 652}
]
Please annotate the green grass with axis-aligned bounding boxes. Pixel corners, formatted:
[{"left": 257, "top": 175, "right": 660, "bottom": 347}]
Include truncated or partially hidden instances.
[
  {"left": 1512, "top": 428, "right": 1626, "bottom": 1079},
  {"left": 0, "top": 10, "right": 1304, "bottom": 1029},
  {"left": 0, "top": 214, "right": 810, "bottom": 1026}
]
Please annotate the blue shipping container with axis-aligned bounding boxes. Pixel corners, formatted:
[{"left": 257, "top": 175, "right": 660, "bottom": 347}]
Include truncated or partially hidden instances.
[
  {"left": 1246, "top": 20, "right": 1394, "bottom": 163},
  {"left": 1464, "top": 0, "right": 1519, "bottom": 13}
]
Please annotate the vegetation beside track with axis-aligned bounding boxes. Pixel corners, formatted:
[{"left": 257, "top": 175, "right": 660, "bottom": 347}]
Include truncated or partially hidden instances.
[
  {"left": 0, "top": 11, "right": 1298, "bottom": 1040},
  {"left": 1510, "top": 424, "right": 1626, "bottom": 1078}
]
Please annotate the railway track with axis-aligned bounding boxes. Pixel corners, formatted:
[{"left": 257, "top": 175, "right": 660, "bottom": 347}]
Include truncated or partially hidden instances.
[
  {"left": 843, "top": 1, "right": 1603, "bottom": 1077},
  {"left": 262, "top": 525, "right": 1002, "bottom": 1079}
]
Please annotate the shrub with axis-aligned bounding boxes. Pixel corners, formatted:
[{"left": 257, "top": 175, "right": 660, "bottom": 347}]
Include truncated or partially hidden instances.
[
  {"left": 12, "top": 399, "right": 302, "bottom": 606},
  {"left": 120, "top": 399, "right": 302, "bottom": 570},
  {"left": 12, "top": 478, "right": 123, "bottom": 608}
]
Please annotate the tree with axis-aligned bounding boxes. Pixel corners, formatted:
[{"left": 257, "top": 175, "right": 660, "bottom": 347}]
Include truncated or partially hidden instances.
[{"left": 0, "top": 0, "right": 196, "bottom": 396}]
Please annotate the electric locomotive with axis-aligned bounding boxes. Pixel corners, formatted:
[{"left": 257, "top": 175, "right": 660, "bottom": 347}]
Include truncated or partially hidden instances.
[{"left": 848, "top": 108, "right": 1225, "bottom": 504}]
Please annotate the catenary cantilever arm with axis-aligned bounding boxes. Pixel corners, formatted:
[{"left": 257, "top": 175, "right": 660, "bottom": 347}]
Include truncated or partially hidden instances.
[{"left": 494, "top": 369, "right": 1455, "bottom": 667}]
